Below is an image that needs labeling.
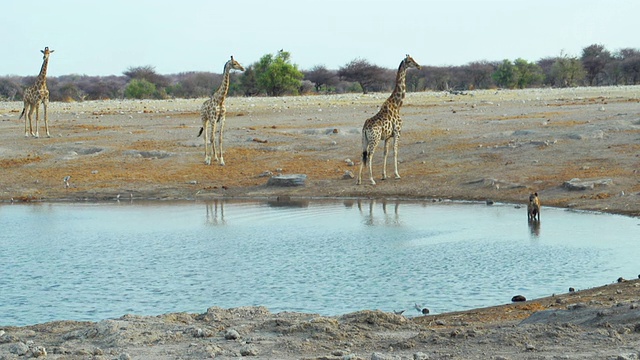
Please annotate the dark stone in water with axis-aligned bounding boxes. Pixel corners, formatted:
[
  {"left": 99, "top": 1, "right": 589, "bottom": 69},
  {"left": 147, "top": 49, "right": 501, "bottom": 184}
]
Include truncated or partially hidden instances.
[{"left": 511, "top": 295, "right": 526, "bottom": 302}]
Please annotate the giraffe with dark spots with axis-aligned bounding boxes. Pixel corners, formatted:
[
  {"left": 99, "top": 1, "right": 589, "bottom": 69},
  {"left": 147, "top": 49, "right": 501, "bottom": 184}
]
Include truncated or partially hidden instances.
[
  {"left": 197, "top": 56, "right": 245, "bottom": 165},
  {"left": 357, "top": 54, "right": 421, "bottom": 185},
  {"left": 19, "top": 47, "right": 54, "bottom": 138}
]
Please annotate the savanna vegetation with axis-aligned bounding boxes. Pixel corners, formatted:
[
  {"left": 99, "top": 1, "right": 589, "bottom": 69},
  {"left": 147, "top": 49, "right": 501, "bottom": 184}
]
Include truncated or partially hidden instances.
[{"left": 1, "top": 44, "right": 639, "bottom": 102}]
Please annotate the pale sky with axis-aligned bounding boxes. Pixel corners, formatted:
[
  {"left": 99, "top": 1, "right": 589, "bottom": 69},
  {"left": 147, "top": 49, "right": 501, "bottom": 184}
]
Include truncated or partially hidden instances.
[{"left": 2, "top": 0, "right": 638, "bottom": 76}]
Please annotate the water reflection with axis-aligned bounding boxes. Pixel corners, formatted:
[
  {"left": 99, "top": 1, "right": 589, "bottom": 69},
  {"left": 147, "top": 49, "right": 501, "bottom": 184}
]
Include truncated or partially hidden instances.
[
  {"left": 528, "top": 219, "right": 541, "bottom": 237},
  {"left": 266, "top": 196, "right": 309, "bottom": 208},
  {"left": 353, "top": 199, "right": 401, "bottom": 226},
  {"left": 205, "top": 200, "right": 225, "bottom": 225}
]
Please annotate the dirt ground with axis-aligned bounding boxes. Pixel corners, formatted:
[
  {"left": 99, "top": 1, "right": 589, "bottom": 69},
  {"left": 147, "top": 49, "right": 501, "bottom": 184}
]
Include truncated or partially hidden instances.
[{"left": 1, "top": 87, "right": 639, "bottom": 359}]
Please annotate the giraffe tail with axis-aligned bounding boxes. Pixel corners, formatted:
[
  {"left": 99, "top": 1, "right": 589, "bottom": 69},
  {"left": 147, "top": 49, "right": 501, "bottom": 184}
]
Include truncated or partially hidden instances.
[
  {"left": 197, "top": 127, "right": 204, "bottom": 137},
  {"left": 18, "top": 107, "right": 25, "bottom": 120},
  {"left": 361, "top": 131, "right": 369, "bottom": 165}
]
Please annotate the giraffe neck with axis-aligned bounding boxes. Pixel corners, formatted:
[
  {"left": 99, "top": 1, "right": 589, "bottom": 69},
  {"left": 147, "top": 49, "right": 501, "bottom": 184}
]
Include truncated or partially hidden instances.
[
  {"left": 387, "top": 60, "right": 409, "bottom": 109},
  {"left": 36, "top": 56, "right": 50, "bottom": 89},
  {"left": 212, "top": 60, "right": 233, "bottom": 103}
]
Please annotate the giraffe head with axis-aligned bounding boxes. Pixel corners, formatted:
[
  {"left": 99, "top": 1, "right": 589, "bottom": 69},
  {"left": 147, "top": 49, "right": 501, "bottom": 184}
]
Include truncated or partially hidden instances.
[
  {"left": 403, "top": 54, "right": 421, "bottom": 70},
  {"left": 229, "top": 56, "right": 245, "bottom": 72},
  {"left": 41, "top": 46, "right": 55, "bottom": 60}
]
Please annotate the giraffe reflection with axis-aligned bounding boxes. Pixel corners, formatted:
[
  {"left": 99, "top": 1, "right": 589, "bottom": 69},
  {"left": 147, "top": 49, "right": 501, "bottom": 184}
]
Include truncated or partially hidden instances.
[
  {"left": 205, "top": 200, "right": 225, "bottom": 225},
  {"left": 352, "top": 199, "right": 401, "bottom": 226}
]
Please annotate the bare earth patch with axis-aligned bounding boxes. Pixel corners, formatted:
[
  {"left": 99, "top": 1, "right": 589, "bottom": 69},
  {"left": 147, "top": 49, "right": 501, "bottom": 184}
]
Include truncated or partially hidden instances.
[{"left": 1, "top": 87, "right": 639, "bottom": 359}]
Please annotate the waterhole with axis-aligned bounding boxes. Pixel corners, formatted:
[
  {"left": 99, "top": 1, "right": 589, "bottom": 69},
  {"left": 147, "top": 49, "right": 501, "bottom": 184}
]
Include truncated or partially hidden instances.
[{"left": 1, "top": 199, "right": 638, "bottom": 326}]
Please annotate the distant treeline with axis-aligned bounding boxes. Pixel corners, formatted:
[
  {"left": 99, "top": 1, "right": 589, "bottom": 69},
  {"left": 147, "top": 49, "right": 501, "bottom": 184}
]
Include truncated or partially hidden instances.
[{"left": 1, "top": 44, "right": 639, "bottom": 102}]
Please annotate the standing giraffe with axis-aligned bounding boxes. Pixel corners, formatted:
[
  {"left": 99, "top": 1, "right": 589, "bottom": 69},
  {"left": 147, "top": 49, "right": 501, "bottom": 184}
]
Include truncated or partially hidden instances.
[
  {"left": 19, "top": 46, "right": 55, "bottom": 138},
  {"left": 356, "top": 54, "right": 421, "bottom": 185},
  {"left": 197, "top": 56, "right": 245, "bottom": 165}
]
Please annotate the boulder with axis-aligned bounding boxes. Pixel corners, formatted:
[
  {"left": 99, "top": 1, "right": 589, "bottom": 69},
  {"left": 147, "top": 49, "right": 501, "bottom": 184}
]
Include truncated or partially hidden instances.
[
  {"left": 267, "top": 174, "right": 307, "bottom": 187},
  {"left": 563, "top": 178, "right": 613, "bottom": 191}
]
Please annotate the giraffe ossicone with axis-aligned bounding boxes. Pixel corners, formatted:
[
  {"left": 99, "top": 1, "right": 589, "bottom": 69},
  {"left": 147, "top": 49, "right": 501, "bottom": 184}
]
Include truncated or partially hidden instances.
[
  {"left": 198, "top": 56, "right": 245, "bottom": 166},
  {"left": 19, "top": 46, "right": 55, "bottom": 138},
  {"left": 356, "top": 54, "right": 421, "bottom": 185}
]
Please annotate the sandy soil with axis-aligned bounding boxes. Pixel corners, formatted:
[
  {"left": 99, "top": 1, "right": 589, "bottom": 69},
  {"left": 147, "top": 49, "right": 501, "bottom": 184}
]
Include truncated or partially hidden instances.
[{"left": 1, "top": 87, "right": 639, "bottom": 359}]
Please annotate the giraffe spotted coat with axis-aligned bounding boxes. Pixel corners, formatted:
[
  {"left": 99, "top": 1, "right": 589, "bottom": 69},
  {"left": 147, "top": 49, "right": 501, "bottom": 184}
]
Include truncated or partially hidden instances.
[
  {"left": 19, "top": 47, "right": 54, "bottom": 138},
  {"left": 198, "top": 56, "right": 245, "bottom": 166},
  {"left": 357, "top": 54, "right": 421, "bottom": 185}
]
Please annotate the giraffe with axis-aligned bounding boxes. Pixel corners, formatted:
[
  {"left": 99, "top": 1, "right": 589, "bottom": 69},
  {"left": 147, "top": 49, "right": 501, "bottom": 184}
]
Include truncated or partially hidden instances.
[
  {"left": 197, "top": 56, "right": 245, "bottom": 165},
  {"left": 356, "top": 54, "right": 421, "bottom": 185},
  {"left": 19, "top": 46, "right": 55, "bottom": 138}
]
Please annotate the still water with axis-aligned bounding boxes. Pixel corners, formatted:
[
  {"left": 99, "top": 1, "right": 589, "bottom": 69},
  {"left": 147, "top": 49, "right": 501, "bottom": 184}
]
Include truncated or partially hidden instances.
[{"left": 1, "top": 199, "right": 638, "bottom": 326}]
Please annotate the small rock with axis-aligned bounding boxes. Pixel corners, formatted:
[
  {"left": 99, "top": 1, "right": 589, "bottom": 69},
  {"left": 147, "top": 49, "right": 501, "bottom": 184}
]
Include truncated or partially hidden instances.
[
  {"left": 615, "top": 354, "right": 639, "bottom": 360},
  {"left": 29, "top": 346, "right": 47, "bottom": 358},
  {"left": 371, "top": 352, "right": 391, "bottom": 360},
  {"left": 525, "top": 343, "right": 536, "bottom": 351},
  {"left": 511, "top": 295, "right": 526, "bottom": 302},
  {"left": 9, "top": 342, "right": 29, "bottom": 356},
  {"left": 119, "top": 353, "right": 132, "bottom": 360},
  {"left": 240, "top": 344, "right": 258, "bottom": 356},
  {"left": 224, "top": 329, "right": 240, "bottom": 340},
  {"left": 413, "top": 351, "right": 430, "bottom": 360},
  {"left": 568, "top": 302, "right": 587, "bottom": 310},
  {"left": 343, "top": 170, "right": 355, "bottom": 179},
  {"left": 569, "top": 287, "right": 575, "bottom": 292}
]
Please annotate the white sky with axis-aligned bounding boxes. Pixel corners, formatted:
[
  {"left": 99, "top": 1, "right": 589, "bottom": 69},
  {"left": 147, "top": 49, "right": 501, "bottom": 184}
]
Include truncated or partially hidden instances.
[{"left": 2, "top": 0, "right": 638, "bottom": 76}]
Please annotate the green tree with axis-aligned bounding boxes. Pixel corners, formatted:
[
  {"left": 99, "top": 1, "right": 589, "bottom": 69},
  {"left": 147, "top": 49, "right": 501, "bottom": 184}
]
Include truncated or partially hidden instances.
[
  {"left": 581, "top": 44, "right": 611, "bottom": 85},
  {"left": 550, "top": 53, "right": 586, "bottom": 87},
  {"left": 253, "top": 50, "right": 303, "bottom": 96},
  {"left": 492, "top": 59, "right": 516, "bottom": 88},
  {"left": 124, "top": 78, "right": 157, "bottom": 99},
  {"left": 239, "top": 65, "right": 260, "bottom": 96},
  {"left": 337, "top": 58, "right": 387, "bottom": 94},
  {"left": 513, "top": 58, "right": 544, "bottom": 88}
]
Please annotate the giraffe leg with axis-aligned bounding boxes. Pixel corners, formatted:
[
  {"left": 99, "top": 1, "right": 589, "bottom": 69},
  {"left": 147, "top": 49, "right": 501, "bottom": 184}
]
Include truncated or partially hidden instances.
[
  {"left": 22, "top": 106, "right": 29, "bottom": 137},
  {"left": 393, "top": 134, "right": 401, "bottom": 179},
  {"left": 26, "top": 106, "right": 35, "bottom": 137},
  {"left": 381, "top": 139, "right": 390, "bottom": 180},
  {"left": 34, "top": 106, "right": 40, "bottom": 138},
  {"left": 203, "top": 120, "right": 212, "bottom": 165},
  {"left": 43, "top": 100, "right": 51, "bottom": 137},
  {"left": 356, "top": 161, "right": 364, "bottom": 185},
  {"left": 211, "top": 115, "right": 219, "bottom": 163},
  {"left": 217, "top": 112, "right": 226, "bottom": 166},
  {"left": 357, "top": 142, "right": 378, "bottom": 185},
  {"left": 366, "top": 142, "right": 377, "bottom": 185}
]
